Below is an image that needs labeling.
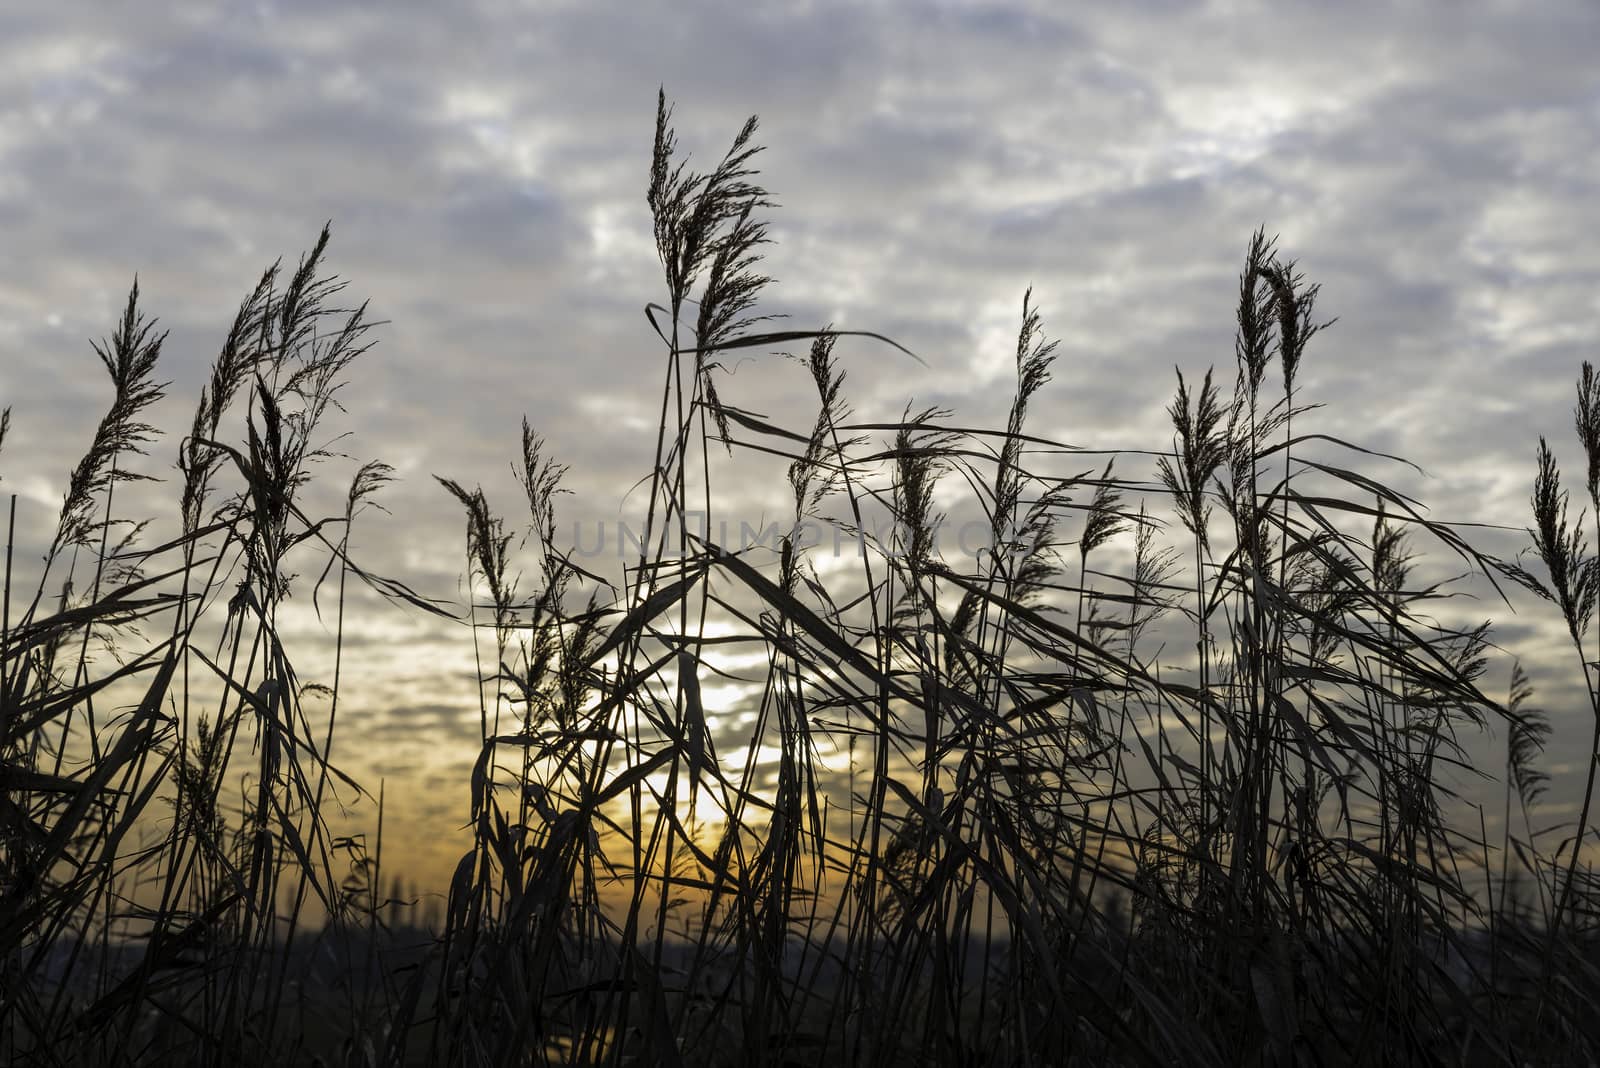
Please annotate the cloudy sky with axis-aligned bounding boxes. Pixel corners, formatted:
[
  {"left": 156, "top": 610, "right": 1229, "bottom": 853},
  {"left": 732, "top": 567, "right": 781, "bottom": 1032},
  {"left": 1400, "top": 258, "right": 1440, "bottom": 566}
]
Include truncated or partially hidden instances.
[{"left": 2, "top": 0, "right": 1597, "bottom": 889}]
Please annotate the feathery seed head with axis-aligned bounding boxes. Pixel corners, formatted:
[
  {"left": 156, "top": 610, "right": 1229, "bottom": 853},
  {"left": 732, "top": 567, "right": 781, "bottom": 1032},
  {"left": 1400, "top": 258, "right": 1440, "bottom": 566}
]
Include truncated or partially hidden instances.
[{"left": 1575, "top": 360, "right": 1600, "bottom": 506}]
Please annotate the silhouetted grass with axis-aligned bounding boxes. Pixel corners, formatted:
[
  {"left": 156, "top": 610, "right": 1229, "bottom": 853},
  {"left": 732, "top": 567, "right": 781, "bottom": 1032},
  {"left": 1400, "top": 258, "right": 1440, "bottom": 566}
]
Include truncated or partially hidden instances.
[{"left": 4, "top": 92, "right": 1599, "bottom": 1066}]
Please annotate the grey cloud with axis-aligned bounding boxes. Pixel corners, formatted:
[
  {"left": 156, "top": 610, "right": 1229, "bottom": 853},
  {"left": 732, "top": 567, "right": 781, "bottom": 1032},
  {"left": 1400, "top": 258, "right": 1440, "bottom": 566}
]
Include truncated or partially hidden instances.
[{"left": 5, "top": 0, "right": 1599, "bottom": 889}]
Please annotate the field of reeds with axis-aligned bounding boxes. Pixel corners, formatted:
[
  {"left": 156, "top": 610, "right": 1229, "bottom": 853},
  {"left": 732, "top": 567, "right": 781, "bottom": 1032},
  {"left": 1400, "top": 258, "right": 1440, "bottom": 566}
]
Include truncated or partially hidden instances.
[{"left": 4, "top": 93, "right": 1600, "bottom": 1066}]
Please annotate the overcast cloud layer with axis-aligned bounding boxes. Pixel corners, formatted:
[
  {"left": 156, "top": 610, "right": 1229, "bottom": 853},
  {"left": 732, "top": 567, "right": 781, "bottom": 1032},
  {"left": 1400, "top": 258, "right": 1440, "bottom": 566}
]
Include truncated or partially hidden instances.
[{"left": 2, "top": 0, "right": 1597, "bottom": 887}]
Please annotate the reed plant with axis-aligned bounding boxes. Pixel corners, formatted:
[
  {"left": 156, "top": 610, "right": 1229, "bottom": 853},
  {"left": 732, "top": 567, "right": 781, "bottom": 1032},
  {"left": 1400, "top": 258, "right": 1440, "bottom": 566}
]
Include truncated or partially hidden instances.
[{"left": 3, "top": 92, "right": 1599, "bottom": 1066}]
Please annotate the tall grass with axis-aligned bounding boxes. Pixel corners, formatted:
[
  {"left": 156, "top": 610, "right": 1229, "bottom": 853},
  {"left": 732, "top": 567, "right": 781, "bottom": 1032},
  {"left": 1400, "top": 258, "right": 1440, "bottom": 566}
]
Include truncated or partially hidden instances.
[{"left": 3, "top": 93, "right": 1599, "bottom": 1065}]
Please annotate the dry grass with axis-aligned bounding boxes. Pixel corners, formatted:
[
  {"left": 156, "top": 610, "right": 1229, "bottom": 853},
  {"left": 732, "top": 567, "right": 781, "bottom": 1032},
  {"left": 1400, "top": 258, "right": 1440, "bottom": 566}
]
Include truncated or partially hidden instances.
[{"left": 4, "top": 92, "right": 1600, "bottom": 1066}]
